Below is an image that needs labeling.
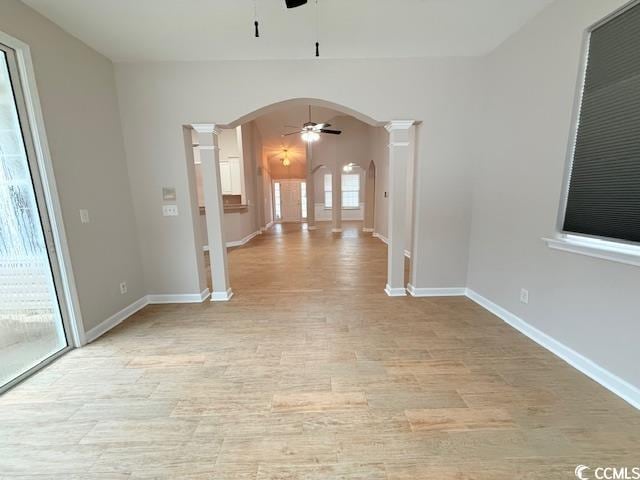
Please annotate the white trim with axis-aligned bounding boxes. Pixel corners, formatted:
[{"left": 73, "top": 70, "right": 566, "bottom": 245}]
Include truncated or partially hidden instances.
[
  {"left": 331, "top": 228, "right": 343, "bottom": 233},
  {"left": 226, "top": 230, "right": 260, "bottom": 248},
  {"left": 407, "top": 285, "right": 466, "bottom": 297},
  {"left": 385, "top": 120, "right": 415, "bottom": 132},
  {"left": 0, "top": 31, "right": 85, "bottom": 346},
  {"left": 203, "top": 229, "right": 261, "bottom": 251},
  {"left": 544, "top": 236, "right": 640, "bottom": 268},
  {"left": 466, "top": 289, "right": 640, "bottom": 410},
  {"left": 211, "top": 288, "right": 234, "bottom": 302},
  {"left": 84, "top": 296, "right": 149, "bottom": 344},
  {"left": 191, "top": 123, "right": 221, "bottom": 135},
  {"left": 260, "top": 221, "right": 274, "bottom": 233},
  {"left": 373, "top": 232, "right": 411, "bottom": 258},
  {"left": 384, "top": 284, "right": 407, "bottom": 297},
  {"left": 147, "top": 289, "right": 210, "bottom": 304},
  {"left": 362, "top": 227, "right": 374, "bottom": 233}
]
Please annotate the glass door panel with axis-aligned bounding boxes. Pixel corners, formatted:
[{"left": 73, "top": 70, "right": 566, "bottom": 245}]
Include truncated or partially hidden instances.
[{"left": 0, "top": 45, "right": 68, "bottom": 389}]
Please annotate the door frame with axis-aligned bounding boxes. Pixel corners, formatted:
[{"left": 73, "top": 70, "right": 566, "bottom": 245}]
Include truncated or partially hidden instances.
[
  {"left": 0, "top": 31, "right": 84, "bottom": 356},
  {"left": 273, "top": 179, "right": 305, "bottom": 223}
]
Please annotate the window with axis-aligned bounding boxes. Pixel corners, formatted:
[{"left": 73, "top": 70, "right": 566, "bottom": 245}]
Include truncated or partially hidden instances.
[
  {"left": 342, "top": 173, "right": 360, "bottom": 208},
  {"left": 324, "top": 174, "right": 332, "bottom": 208},
  {"left": 300, "top": 181, "right": 307, "bottom": 219},
  {"left": 561, "top": 2, "right": 640, "bottom": 245},
  {"left": 274, "top": 182, "right": 281, "bottom": 220}
]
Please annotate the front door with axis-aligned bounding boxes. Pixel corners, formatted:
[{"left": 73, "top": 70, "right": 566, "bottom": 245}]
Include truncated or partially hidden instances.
[{"left": 279, "top": 180, "right": 302, "bottom": 223}]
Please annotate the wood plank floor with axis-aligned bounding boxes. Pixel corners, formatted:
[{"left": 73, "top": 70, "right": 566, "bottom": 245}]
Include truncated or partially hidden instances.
[{"left": 0, "top": 222, "right": 638, "bottom": 479}]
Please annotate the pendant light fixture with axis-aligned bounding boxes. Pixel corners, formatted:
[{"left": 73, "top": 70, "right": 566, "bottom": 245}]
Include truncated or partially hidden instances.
[{"left": 281, "top": 149, "right": 291, "bottom": 167}]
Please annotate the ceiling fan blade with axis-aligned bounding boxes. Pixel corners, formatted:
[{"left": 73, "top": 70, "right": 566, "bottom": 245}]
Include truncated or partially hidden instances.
[
  {"left": 284, "top": 125, "right": 301, "bottom": 129},
  {"left": 320, "top": 129, "right": 342, "bottom": 135},
  {"left": 285, "top": 0, "right": 307, "bottom": 8},
  {"left": 282, "top": 131, "right": 302, "bottom": 136},
  {"left": 314, "top": 123, "right": 330, "bottom": 130}
]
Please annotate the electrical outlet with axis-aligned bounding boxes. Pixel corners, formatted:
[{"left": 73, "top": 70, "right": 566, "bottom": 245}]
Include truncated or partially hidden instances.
[
  {"left": 162, "top": 204, "right": 179, "bottom": 216},
  {"left": 520, "top": 288, "right": 529, "bottom": 304},
  {"left": 79, "top": 209, "right": 90, "bottom": 224},
  {"left": 119, "top": 282, "right": 127, "bottom": 295}
]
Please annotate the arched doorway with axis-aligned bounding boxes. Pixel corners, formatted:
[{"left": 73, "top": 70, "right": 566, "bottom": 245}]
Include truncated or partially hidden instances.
[{"left": 187, "top": 98, "right": 416, "bottom": 300}]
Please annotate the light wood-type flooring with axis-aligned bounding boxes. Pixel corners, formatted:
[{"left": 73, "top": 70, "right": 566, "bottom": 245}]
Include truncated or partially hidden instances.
[{"left": 1, "top": 222, "right": 638, "bottom": 479}]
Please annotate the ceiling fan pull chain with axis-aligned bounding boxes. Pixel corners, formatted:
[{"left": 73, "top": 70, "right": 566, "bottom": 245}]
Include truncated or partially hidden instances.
[
  {"left": 253, "top": 0, "right": 260, "bottom": 37},
  {"left": 315, "top": 0, "right": 320, "bottom": 57}
]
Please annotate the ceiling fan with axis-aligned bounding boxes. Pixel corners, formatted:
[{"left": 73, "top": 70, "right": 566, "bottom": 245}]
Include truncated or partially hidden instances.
[{"left": 282, "top": 106, "right": 342, "bottom": 142}]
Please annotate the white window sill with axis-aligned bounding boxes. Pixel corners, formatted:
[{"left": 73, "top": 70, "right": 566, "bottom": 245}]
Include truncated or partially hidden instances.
[{"left": 543, "top": 236, "right": 640, "bottom": 268}]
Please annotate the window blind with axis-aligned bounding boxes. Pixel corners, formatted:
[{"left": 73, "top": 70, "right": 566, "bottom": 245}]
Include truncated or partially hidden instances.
[{"left": 562, "top": 2, "right": 640, "bottom": 243}]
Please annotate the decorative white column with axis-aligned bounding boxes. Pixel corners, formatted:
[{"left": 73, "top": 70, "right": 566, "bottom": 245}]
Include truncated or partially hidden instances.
[
  {"left": 332, "top": 164, "right": 342, "bottom": 232},
  {"left": 193, "top": 124, "right": 233, "bottom": 301},
  {"left": 305, "top": 142, "right": 316, "bottom": 230},
  {"left": 384, "top": 120, "right": 415, "bottom": 296}
]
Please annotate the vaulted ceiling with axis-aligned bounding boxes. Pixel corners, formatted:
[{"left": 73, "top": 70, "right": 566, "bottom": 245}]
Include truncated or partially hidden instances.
[{"left": 22, "top": 0, "right": 554, "bottom": 62}]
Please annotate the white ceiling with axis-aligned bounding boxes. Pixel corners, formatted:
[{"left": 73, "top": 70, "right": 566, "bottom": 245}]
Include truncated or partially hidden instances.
[{"left": 22, "top": 0, "right": 554, "bottom": 62}]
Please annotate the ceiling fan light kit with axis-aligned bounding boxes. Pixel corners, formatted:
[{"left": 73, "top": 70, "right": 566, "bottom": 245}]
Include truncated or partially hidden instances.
[
  {"left": 282, "top": 106, "right": 342, "bottom": 143},
  {"left": 253, "top": 0, "right": 321, "bottom": 57}
]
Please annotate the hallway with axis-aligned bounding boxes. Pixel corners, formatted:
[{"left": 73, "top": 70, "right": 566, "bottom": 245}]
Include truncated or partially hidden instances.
[{"left": 1, "top": 223, "right": 639, "bottom": 478}]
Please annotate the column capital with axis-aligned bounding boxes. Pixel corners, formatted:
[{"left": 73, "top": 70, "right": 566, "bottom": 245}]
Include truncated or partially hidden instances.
[
  {"left": 192, "top": 123, "right": 222, "bottom": 135},
  {"left": 385, "top": 120, "right": 415, "bottom": 132}
]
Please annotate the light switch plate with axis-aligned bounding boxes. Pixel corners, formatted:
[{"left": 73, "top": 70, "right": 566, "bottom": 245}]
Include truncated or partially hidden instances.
[
  {"left": 162, "top": 204, "right": 179, "bottom": 216},
  {"left": 80, "top": 209, "right": 90, "bottom": 224}
]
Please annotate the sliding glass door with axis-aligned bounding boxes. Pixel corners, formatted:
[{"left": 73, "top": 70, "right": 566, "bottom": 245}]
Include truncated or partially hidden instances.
[{"left": 0, "top": 43, "right": 69, "bottom": 391}]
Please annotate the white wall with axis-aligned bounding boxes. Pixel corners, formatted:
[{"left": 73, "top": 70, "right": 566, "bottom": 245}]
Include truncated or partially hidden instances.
[
  {"left": 1, "top": 0, "right": 144, "bottom": 332},
  {"left": 115, "top": 58, "right": 477, "bottom": 295},
  {"left": 468, "top": 0, "right": 639, "bottom": 388}
]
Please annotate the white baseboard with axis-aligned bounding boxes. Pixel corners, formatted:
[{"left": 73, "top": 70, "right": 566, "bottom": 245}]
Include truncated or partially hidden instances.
[
  {"left": 227, "top": 230, "right": 260, "bottom": 248},
  {"left": 260, "top": 221, "right": 274, "bottom": 233},
  {"left": 203, "top": 230, "right": 261, "bottom": 251},
  {"left": 84, "top": 289, "right": 212, "bottom": 344},
  {"left": 211, "top": 288, "right": 234, "bottom": 302},
  {"left": 362, "top": 227, "right": 374, "bottom": 233},
  {"left": 373, "top": 232, "right": 411, "bottom": 258},
  {"left": 147, "top": 288, "right": 210, "bottom": 304},
  {"left": 466, "top": 289, "right": 640, "bottom": 410},
  {"left": 84, "top": 296, "right": 149, "bottom": 344},
  {"left": 407, "top": 284, "right": 466, "bottom": 297},
  {"left": 384, "top": 284, "right": 407, "bottom": 297}
]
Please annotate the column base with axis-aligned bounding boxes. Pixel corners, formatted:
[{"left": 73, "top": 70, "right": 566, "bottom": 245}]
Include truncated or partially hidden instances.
[
  {"left": 211, "top": 288, "right": 234, "bottom": 302},
  {"left": 307, "top": 225, "right": 318, "bottom": 230},
  {"left": 362, "top": 227, "right": 374, "bottom": 233},
  {"left": 384, "top": 284, "right": 407, "bottom": 297},
  {"left": 331, "top": 228, "right": 343, "bottom": 233}
]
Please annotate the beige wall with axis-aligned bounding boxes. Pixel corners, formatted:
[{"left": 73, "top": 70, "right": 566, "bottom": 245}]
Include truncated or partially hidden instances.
[
  {"left": 0, "top": 0, "right": 144, "bottom": 332},
  {"left": 370, "top": 126, "right": 390, "bottom": 239},
  {"left": 115, "top": 58, "right": 476, "bottom": 295},
  {"left": 468, "top": 0, "right": 639, "bottom": 388}
]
